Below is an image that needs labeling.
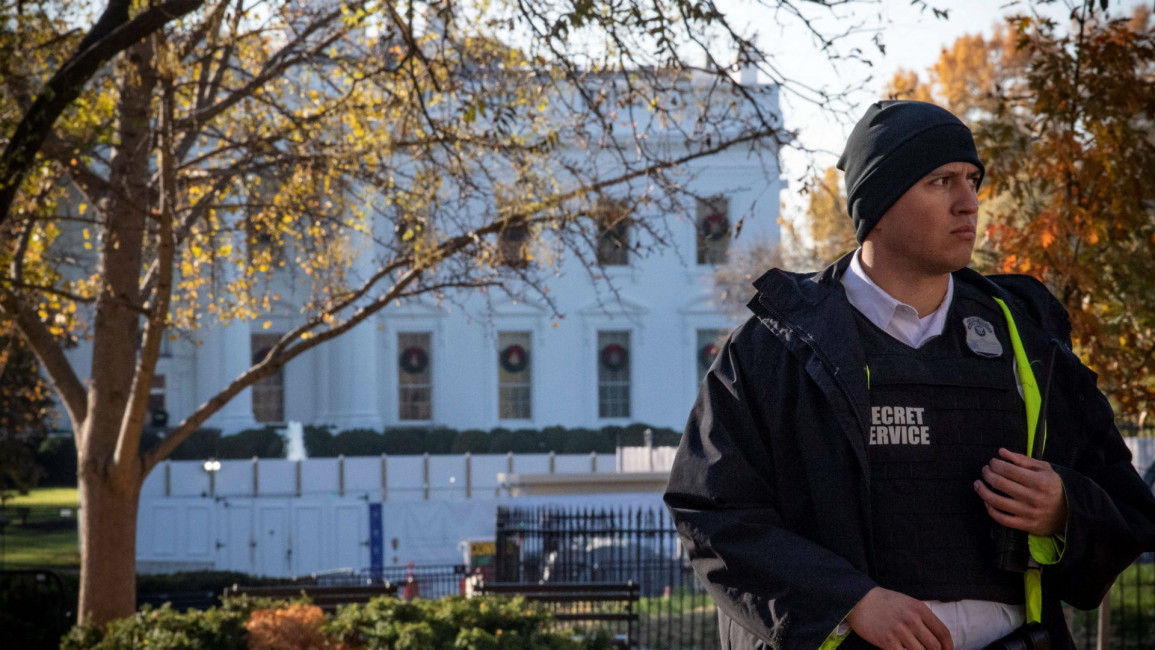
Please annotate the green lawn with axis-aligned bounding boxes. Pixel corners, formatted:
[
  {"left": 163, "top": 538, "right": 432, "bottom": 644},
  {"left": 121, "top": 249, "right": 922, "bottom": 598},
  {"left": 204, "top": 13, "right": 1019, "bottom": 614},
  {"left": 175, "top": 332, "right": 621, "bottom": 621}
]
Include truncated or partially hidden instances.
[
  {"left": 4, "top": 487, "right": 78, "bottom": 506},
  {"left": 1, "top": 487, "right": 80, "bottom": 569}
]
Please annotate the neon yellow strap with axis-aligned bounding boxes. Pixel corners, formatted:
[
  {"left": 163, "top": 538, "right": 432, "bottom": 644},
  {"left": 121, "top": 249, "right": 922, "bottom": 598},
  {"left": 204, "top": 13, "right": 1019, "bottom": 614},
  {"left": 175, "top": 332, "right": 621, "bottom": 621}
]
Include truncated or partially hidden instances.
[
  {"left": 992, "top": 296, "right": 1046, "bottom": 625},
  {"left": 992, "top": 298, "right": 1045, "bottom": 456},
  {"left": 818, "top": 623, "right": 851, "bottom": 650}
]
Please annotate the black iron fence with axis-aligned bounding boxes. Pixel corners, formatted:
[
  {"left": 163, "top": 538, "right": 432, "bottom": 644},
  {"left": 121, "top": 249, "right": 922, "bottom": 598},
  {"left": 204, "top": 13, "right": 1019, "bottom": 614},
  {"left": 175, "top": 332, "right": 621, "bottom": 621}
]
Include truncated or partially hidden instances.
[
  {"left": 495, "top": 504, "right": 1155, "bottom": 650},
  {"left": 495, "top": 505, "right": 717, "bottom": 650}
]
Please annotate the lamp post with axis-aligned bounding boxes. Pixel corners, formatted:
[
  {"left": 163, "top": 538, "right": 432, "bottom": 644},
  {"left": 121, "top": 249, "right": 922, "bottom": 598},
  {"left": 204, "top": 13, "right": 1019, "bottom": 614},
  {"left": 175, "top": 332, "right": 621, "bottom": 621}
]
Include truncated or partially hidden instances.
[{"left": 203, "top": 457, "right": 222, "bottom": 497}]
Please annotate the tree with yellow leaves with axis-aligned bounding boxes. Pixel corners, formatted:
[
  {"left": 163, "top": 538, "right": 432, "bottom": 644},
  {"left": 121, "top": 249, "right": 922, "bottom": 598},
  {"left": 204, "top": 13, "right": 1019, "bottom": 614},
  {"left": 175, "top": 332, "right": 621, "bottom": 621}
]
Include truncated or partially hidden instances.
[{"left": 0, "top": 0, "right": 950, "bottom": 627}]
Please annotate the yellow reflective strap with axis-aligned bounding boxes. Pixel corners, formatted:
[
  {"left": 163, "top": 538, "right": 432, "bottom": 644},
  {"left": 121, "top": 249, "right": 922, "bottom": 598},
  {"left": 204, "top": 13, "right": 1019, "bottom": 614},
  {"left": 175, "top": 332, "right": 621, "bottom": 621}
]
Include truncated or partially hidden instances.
[
  {"left": 1025, "top": 568, "right": 1043, "bottom": 624},
  {"left": 993, "top": 296, "right": 1046, "bottom": 625},
  {"left": 992, "top": 298, "right": 1045, "bottom": 456},
  {"left": 818, "top": 626, "right": 850, "bottom": 650}
]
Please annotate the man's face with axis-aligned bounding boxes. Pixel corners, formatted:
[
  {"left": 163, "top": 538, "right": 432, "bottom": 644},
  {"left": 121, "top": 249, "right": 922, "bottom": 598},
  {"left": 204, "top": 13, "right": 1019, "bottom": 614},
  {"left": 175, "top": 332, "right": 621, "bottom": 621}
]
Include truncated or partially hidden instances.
[{"left": 865, "top": 161, "right": 981, "bottom": 277}]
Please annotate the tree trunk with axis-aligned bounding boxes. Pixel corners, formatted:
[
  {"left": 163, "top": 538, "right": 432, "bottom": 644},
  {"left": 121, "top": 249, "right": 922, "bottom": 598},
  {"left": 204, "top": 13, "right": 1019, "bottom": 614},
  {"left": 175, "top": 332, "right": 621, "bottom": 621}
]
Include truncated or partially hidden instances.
[{"left": 77, "top": 466, "right": 142, "bottom": 626}]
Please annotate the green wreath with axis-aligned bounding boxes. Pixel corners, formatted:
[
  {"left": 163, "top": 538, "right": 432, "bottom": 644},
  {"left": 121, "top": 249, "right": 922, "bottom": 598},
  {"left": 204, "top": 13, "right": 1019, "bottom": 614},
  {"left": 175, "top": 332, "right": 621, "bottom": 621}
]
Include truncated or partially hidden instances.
[
  {"left": 399, "top": 346, "right": 429, "bottom": 374},
  {"left": 500, "top": 344, "right": 529, "bottom": 373},
  {"left": 601, "top": 343, "right": 629, "bottom": 371}
]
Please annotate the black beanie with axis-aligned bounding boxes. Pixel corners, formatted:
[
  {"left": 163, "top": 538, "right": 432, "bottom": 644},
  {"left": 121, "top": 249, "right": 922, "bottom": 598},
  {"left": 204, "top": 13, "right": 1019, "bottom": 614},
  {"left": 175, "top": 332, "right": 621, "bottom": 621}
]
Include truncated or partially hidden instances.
[{"left": 837, "top": 100, "right": 985, "bottom": 243}]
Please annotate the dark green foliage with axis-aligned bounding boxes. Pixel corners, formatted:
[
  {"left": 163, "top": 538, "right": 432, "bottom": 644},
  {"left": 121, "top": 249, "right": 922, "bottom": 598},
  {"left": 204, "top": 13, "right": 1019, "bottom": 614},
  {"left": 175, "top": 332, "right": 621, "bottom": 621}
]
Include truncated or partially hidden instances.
[
  {"left": 383, "top": 427, "right": 426, "bottom": 455},
  {"left": 332, "top": 428, "right": 386, "bottom": 456},
  {"left": 302, "top": 424, "right": 680, "bottom": 457},
  {"left": 0, "top": 570, "right": 72, "bottom": 649},
  {"left": 160, "top": 428, "right": 284, "bottom": 461},
  {"left": 423, "top": 427, "right": 458, "bottom": 454},
  {"left": 61, "top": 600, "right": 252, "bottom": 650},
  {"left": 452, "top": 429, "right": 492, "bottom": 454},
  {"left": 0, "top": 330, "right": 56, "bottom": 494},
  {"left": 36, "top": 435, "right": 77, "bottom": 486},
  {"left": 326, "top": 595, "right": 611, "bottom": 650},
  {"left": 59, "top": 594, "right": 611, "bottom": 650},
  {"left": 166, "top": 429, "right": 223, "bottom": 460},
  {"left": 217, "top": 427, "right": 285, "bottom": 459},
  {"left": 302, "top": 425, "right": 335, "bottom": 457},
  {"left": 136, "top": 571, "right": 296, "bottom": 596}
]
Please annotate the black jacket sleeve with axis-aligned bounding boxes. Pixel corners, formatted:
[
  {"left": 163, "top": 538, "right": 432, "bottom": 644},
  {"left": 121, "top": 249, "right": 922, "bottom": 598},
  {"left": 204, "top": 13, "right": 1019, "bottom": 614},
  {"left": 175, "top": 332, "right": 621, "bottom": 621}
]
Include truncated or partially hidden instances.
[
  {"left": 664, "top": 321, "right": 877, "bottom": 648},
  {"left": 1042, "top": 359, "right": 1155, "bottom": 609}
]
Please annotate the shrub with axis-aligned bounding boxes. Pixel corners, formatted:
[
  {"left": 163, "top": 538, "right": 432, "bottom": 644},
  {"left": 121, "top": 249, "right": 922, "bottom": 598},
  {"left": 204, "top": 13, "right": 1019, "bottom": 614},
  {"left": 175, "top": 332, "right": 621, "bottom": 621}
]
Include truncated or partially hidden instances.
[
  {"left": 217, "top": 427, "right": 285, "bottom": 459},
  {"left": 326, "top": 596, "right": 610, "bottom": 650},
  {"left": 382, "top": 427, "right": 425, "bottom": 455},
  {"left": 166, "top": 429, "right": 223, "bottom": 460},
  {"left": 332, "top": 429, "right": 386, "bottom": 456},
  {"left": 247, "top": 603, "right": 343, "bottom": 650},
  {"left": 450, "top": 429, "right": 489, "bottom": 454},
  {"left": 62, "top": 600, "right": 251, "bottom": 650},
  {"left": 304, "top": 425, "right": 336, "bottom": 457},
  {"left": 36, "top": 435, "right": 78, "bottom": 486}
]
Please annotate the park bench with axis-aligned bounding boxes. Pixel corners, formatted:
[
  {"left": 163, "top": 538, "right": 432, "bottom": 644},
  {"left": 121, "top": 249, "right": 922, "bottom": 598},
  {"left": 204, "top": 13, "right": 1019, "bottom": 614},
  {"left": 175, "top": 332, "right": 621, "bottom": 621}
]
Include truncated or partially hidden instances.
[
  {"left": 222, "top": 582, "right": 398, "bottom": 610},
  {"left": 473, "top": 581, "right": 639, "bottom": 648}
]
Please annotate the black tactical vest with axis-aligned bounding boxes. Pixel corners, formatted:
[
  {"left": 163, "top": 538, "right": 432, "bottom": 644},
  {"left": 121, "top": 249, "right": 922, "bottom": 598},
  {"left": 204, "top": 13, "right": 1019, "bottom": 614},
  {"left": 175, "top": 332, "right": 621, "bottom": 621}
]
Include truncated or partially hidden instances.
[{"left": 857, "top": 282, "right": 1027, "bottom": 604}]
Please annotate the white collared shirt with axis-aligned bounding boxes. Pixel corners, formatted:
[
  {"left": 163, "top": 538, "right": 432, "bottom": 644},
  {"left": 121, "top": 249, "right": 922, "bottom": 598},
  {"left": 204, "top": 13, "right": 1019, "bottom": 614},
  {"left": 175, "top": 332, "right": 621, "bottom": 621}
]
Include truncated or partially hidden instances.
[
  {"left": 839, "top": 248, "right": 1025, "bottom": 648},
  {"left": 842, "top": 249, "right": 953, "bottom": 349}
]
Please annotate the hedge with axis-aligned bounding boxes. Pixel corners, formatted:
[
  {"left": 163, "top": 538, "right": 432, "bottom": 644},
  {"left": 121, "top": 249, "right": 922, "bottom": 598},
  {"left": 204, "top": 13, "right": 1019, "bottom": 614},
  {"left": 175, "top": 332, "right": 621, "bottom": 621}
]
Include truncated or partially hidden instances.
[
  {"left": 61, "top": 595, "right": 613, "bottom": 650},
  {"left": 301, "top": 423, "right": 680, "bottom": 457}
]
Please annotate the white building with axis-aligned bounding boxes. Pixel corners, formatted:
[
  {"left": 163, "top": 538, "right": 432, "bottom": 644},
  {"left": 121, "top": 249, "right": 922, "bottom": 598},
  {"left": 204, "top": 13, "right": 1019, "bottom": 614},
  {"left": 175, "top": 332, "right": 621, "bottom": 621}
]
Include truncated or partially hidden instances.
[{"left": 64, "top": 82, "right": 784, "bottom": 437}]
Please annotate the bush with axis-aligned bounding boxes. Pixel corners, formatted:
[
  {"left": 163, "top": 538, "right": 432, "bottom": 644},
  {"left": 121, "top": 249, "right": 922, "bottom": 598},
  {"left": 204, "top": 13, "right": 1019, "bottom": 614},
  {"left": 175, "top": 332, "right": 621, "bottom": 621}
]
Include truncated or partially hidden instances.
[
  {"left": 166, "top": 429, "right": 223, "bottom": 460},
  {"left": 326, "top": 596, "right": 611, "bottom": 650},
  {"left": 217, "top": 427, "right": 285, "bottom": 459},
  {"left": 36, "top": 435, "right": 78, "bottom": 486},
  {"left": 332, "top": 429, "right": 386, "bottom": 456},
  {"left": 62, "top": 596, "right": 611, "bottom": 650},
  {"left": 382, "top": 427, "right": 425, "bottom": 455},
  {"left": 304, "top": 425, "right": 336, "bottom": 457},
  {"left": 62, "top": 600, "right": 251, "bottom": 650}
]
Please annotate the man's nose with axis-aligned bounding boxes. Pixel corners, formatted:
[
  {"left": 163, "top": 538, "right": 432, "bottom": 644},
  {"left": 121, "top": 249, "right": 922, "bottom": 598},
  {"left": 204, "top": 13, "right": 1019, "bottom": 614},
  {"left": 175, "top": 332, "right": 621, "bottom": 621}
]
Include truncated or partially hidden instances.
[{"left": 954, "top": 185, "right": 979, "bottom": 215}]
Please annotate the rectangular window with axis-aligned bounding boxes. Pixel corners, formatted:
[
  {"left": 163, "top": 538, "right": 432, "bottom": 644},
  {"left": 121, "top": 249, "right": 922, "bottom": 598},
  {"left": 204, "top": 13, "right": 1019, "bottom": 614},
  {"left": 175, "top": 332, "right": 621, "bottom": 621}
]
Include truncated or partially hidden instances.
[
  {"left": 148, "top": 374, "right": 167, "bottom": 427},
  {"left": 596, "top": 199, "right": 630, "bottom": 266},
  {"left": 696, "top": 329, "right": 728, "bottom": 383},
  {"left": 696, "top": 196, "right": 730, "bottom": 265},
  {"left": 497, "top": 223, "right": 530, "bottom": 268},
  {"left": 498, "top": 331, "right": 532, "bottom": 420},
  {"left": 597, "top": 331, "right": 631, "bottom": 419},
  {"left": 251, "top": 333, "right": 285, "bottom": 423},
  {"left": 398, "top": 332, "right": 433, "bottom": 421}
]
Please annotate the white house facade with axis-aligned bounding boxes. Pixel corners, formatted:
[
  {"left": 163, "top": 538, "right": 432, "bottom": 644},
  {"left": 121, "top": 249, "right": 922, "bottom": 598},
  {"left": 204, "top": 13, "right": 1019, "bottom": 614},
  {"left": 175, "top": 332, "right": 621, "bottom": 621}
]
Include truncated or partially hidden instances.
[{"left": 64, "top": 83, "right": 785, "bottom": 437}]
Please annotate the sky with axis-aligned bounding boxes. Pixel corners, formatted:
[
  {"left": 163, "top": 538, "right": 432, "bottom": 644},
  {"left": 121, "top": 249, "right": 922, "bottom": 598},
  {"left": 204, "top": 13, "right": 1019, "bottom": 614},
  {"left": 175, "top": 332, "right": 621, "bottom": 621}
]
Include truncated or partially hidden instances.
[{"left": 732, "top": 0, "right": 1147, "bottom": 219}]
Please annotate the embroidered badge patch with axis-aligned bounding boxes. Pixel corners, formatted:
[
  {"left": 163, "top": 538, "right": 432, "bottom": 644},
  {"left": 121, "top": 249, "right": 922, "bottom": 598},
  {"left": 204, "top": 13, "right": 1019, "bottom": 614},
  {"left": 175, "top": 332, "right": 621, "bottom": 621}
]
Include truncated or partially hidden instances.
[{"left": 964, "top": 316, "right": 1003, "bottom": 358}]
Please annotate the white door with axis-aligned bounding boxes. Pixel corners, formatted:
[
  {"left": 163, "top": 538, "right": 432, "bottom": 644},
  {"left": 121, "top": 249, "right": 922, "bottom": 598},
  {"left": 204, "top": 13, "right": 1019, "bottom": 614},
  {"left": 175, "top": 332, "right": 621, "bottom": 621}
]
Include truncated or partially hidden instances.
[
  {"left": 257, "top": 505, "right": 290, "bottom": 576},
  {"left": 223, "top": 501, "right": 254, "bottom": 573},
  {"left": 293, "top": 504, "right": 325, "bottom": 575},
  {"left": 333, "top": 503, "right": 366, "bottom": 571}
]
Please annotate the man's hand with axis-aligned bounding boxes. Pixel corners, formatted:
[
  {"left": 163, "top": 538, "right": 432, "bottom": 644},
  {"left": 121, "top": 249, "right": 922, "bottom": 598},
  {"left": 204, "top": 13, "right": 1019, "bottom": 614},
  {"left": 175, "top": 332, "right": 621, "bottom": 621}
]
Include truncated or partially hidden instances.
[
  {"left": 973, "top": 447, "right": 1068, "bottom": 536},
  {"left": 847, "top": 587, "right": 953, "bottom": 650}
]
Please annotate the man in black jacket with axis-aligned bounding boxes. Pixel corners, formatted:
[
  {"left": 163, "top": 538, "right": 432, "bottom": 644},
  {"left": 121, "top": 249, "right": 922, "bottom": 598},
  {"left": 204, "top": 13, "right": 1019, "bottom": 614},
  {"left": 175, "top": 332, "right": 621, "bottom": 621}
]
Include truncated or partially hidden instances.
[{"left": 664, "top": 100, "right": 1155, "bottom": 650}]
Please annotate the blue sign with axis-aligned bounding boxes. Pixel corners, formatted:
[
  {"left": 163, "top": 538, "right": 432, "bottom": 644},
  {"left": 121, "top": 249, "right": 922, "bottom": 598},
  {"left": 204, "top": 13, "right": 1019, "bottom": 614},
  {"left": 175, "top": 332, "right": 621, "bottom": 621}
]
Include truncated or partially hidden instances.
[{"left": 369, "top": 503, "right": 383, "bottom": 572}]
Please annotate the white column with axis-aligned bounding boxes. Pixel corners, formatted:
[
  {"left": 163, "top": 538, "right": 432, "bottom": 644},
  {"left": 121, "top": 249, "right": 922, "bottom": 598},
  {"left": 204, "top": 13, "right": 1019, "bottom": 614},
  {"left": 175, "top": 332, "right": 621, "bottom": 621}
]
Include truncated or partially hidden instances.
[
  {"left": 198, "top": 319, "right": 259, "bottom": 434},
  {"left": 321, "top": 319, "right": 383, "bottom": 430}
]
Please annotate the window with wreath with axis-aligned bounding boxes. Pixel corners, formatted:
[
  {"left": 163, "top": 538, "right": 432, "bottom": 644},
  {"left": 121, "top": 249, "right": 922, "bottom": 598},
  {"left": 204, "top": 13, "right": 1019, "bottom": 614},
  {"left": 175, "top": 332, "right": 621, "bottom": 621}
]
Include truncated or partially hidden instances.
[
  {"left": 398, "top": 332, "right": 432, "bottom": 421},
  {"left": 498, "top": 331, "right": 532, "bottom": 420},
  {"left": 251, "top": 333, "right": 285, "bottom": 423},
  {"left": 596, "top": 199, "right": 630, "bottom": 266},
  {"left": 497, "top": 221, "right": 531, "bottom": 268},
  {"left": 696, "top": 328, "right": 728, "bottom": 383},
  {"left": 597, "top": 330, "right": 630, "bottom": 419},
  {"left": 148, "top": 374, "right": 168, "bottom": 429},
  {"left": 696, "top": 196, "right": 730, "bottom": 265}
]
